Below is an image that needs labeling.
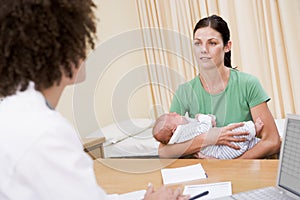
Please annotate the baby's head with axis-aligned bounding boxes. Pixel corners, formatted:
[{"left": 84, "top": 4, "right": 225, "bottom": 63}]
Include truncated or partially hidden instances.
[{"left": 152, "top": 113, "right": 187, "bottom": 144}]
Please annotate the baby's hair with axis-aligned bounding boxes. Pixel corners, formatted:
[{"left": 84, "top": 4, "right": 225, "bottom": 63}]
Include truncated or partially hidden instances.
[{"left": 152, "top": 114, "right": 168, "bottom": 137}]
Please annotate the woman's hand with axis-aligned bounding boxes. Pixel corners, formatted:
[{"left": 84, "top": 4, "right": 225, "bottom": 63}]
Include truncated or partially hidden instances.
[
  {"left": 144, "top": 183, "right": 189, "bottom": 200},
  {"left": 204, "top": 123, "right": 249, "bottom": 150}
]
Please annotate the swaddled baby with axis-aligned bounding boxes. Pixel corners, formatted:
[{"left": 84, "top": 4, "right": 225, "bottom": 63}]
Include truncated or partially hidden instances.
[{"left": 152, "top": 113, "right": 263, "bottom": 159}]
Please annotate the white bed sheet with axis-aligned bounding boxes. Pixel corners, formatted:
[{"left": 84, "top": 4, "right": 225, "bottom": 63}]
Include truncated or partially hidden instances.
[{"left": 87, "top": 118, "right": 160, "bottom": 158}]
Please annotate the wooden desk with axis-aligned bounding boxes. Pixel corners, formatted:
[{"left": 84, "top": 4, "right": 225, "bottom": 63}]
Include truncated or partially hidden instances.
[
  {"left": 94, "top": 159, "right": 278, "bottom": 194},
  {"left": 82, "top": 137, "right": 106, "bottom": 159}
]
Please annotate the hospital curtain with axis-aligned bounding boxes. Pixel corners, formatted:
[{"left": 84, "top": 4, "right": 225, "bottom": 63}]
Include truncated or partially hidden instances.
[{"left": 136, "top": 0, "right": 300, "bottom": 119}]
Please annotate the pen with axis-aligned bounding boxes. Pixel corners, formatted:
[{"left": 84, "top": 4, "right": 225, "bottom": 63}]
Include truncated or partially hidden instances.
[{"left": 189, "top": 191, "right": 209, "bottom": 200}]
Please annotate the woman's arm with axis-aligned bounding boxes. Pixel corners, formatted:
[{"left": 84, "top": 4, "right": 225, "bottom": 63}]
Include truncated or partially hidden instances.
[
  {"left": 238, "top": 102, "right": 281, "bottom": 159},
  {"left": 158, "top": 134, "right": 207, "bottom": 158},
  {"left": 158, "top": 123, "right": 248, "bottom": 158}
]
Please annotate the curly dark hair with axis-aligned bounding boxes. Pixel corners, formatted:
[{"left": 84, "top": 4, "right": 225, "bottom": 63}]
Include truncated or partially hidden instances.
[{"left": 0, "top": 0, "right": 97, "bottom": 96}]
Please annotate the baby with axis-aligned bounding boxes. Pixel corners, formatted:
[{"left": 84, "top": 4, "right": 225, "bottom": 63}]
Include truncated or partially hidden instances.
[{"left": 152, "top": 112, "right": 264, "bottom": 159}]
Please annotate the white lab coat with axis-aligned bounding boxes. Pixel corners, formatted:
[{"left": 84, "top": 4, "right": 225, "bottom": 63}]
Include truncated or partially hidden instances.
[{"left": 0, "top": 83, "right": 107, "bottom": 200}]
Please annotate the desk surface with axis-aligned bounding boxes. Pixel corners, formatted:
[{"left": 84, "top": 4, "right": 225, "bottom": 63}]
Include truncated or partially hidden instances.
[
  {"left": 82, "top": 137, "right": 106, "bottom": 149},
  {"left": 94, "top": 159, "right": 278, "bottom": 194}
]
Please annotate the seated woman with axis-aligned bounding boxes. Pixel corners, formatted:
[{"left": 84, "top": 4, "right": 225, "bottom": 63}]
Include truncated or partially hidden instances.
[
  {"left": 158, "top": 15, "right": 281, "bottom": 159},
  {"left": 153, "top": 113, "right": 263, "bottom": 159}
]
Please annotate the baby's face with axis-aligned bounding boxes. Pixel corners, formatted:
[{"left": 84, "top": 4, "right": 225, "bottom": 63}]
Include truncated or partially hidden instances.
[{"left": 166, "top": 113, "right": 187, "bottom": 129}]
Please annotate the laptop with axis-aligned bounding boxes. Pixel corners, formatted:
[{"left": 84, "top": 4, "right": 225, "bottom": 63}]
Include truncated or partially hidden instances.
[{"left": 216, "top": 114, "right": 300, "bottom": 200}]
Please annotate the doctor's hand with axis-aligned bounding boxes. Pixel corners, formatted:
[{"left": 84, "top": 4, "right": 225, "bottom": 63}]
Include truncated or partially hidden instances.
[
  {"left": 205, "top": 123, "right": 249, "bottom": 150},
  {"left": 144, "top": 183, "right": 189, "bottom": 200}
]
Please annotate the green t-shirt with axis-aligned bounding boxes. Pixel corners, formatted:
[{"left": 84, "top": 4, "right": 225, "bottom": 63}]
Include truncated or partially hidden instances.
[{"left": 170, "top": 69, "right": 270, "bottom": 127}]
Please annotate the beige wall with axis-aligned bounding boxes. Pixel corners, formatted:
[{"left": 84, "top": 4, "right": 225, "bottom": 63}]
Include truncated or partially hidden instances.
[{"left": 57, "top": 0, "right": 152, "bottom": 134}]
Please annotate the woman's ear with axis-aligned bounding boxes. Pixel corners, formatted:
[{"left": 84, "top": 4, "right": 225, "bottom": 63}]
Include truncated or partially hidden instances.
[{"left": 224, "top": 40, "right": 232, "bottom": 53}]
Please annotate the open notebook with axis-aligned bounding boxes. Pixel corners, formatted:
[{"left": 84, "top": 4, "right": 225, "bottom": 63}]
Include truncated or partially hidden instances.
[{"left": 216, "top": 114, "right": 300, "bottom": 200}]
